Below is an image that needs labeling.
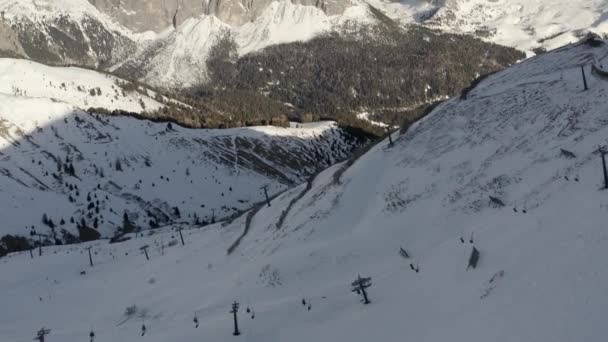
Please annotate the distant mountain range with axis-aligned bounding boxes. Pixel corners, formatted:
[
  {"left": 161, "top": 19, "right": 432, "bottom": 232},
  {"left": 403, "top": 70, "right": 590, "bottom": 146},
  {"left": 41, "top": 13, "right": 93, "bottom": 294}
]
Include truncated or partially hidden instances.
[{"left": 5, "top": 0, "right": 601, "bottom": 90}]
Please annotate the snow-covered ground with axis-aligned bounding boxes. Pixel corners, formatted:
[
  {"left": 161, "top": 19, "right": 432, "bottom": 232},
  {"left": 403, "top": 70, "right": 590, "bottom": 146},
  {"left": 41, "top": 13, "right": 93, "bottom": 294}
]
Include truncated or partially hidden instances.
[
  {"left": 429, "top": 0, "right": 608, "bottom": 53},
  {"left": 2, "top": 36, "right": 608, "bottom": 342},
  {"left": 0, "top": 92, "right": 358, "bottom": 239},
  {"left": 0, "top": 58, "right": 363, "bottom": 240},
  {"left": 0, "top": 58, "right": 164, "bottom": 113},
  {"left": 365, "top": 0, "right": 608, "bottom": 53}
]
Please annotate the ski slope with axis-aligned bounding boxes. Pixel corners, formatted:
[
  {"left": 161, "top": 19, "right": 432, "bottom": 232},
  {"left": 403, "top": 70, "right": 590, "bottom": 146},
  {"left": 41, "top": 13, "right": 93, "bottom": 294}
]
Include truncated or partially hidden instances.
[{"left": 2, "top": 37, "right": 608, "bottom": 342}]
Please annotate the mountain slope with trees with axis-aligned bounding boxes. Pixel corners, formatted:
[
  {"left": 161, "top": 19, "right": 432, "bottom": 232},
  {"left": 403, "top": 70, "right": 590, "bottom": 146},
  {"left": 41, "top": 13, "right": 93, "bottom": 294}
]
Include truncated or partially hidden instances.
[{"left": 2, "top": 37, "right": 608, "bottom": 342}]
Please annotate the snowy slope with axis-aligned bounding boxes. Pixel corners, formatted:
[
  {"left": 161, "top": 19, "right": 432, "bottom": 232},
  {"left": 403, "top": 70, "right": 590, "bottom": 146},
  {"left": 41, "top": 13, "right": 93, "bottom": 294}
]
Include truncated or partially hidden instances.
[
  {"left": 129, "top": 15, "right": 232, "bottom": 88},
  {"left": 235, "top": 1, "right": 333, "bottom": 55},
  {"left": 121, "top": 0, "right": 378, "bottom": 88},
  {"left": 0, "top": 0, "right": 138, "bottom": 67},
  {"left": 365, "top": 0, "right": 608, "bottom": 53},
  {"left": 0, "top": 58, "right": 164, "bottom": 113},
  {"left": 2, "top": 37, "right": 608, "bottom": 342},
  {"left": 0, "top": 0, "right": 123, "bottom": 29},
  {"left": 426, "top": 0, "right": 608, "bottom": 53},
  {"left": 0, "top": 93, "right": 361, "bottom": 241}
]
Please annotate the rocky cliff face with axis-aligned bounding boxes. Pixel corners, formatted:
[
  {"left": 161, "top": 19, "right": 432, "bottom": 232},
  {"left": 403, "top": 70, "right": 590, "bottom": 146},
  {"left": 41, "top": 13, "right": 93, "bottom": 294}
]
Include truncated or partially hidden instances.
[
  {"left": 87, "top": 0, "right": 205, "bottom": 33},
  {"left": 87, "top": 0, "right": 350, "bottom": 32}
]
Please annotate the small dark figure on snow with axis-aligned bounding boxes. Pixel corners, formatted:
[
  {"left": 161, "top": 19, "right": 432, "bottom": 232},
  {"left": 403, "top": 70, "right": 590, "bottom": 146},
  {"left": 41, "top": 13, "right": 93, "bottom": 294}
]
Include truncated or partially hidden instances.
[
  {"left": 141, "top": 324, "right": 146, "bottom": 336},
  {"left": 467, "top": 247, "right": 480, "bottom": 270},
  {"left": 398, "top": 247, "right": 409, "bottom": 259},
  {"left": 301, "top": 298, "right": 306, "bottom": 306},
  {"left": 89, "top": 330, "right": 95, "bottom": 342},
  {"left": 193, "top": 316, "right": 199, "bottom": 328}
]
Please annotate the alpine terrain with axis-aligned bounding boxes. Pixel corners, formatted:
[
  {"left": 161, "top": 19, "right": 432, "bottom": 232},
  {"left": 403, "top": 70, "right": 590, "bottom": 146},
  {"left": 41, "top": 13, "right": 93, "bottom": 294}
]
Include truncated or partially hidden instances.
[{"left": 1, "top": 0, "right": 607, "bottom": 342}]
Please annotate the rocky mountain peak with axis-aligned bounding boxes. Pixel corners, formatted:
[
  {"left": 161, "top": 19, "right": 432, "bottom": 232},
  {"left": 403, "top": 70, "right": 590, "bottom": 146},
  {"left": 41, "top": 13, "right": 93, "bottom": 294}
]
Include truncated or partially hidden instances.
[{"left": 87, "top": 0, "right": 350, "bottom": 32}]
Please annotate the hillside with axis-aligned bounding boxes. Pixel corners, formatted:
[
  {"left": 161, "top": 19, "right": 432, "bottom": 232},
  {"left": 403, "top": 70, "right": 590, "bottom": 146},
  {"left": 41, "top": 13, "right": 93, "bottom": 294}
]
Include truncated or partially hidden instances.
[
  {"left": 1, "top": 35, "right": 607, "bottom": 342},
  {"left": 428, "top": 0, "right": 608, "bottom": 53},
  {"left": 0, "top": 58, "right": 166, "bottom": 113},
  {"left": 198, "top": 21, "right": 524, "bottom": 125},
  {"left": 0, "top": 73, "right": 365, "bottom": 250},
  {"left": 0, "top": 0, "right": 137, "bottom": 67},
  {"left": 373, "top": 0, "right": 608, "bottom": 53},
  {"left": 114, "top": 2, "right": 377, "bottom": 88}
]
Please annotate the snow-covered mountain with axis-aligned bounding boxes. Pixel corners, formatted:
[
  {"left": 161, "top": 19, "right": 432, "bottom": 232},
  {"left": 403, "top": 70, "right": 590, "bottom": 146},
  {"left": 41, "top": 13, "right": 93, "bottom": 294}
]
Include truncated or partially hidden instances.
[
  {"left": 117, "top": 1, "right": 378, "bottom": 88},
  {"left": 0, "top": 58, "right": 166, "bottom": 113},
  {"left": 88, "top": 0, "right": 350, "bottom": 32},
  {"left": 2, "top": 35, "right": 608, "bottom": 342},
  {"left": 4, "top": 0, "right": 604, "bottom": 89},
  {"left": 0, "top": 58, "right": 365, "bottom": 244},
  {"left": 371, "top": 0, "right": 608, "bottom": 53},
  {"left": 0, "top": 0, "right": 138, "bottom": 68}
]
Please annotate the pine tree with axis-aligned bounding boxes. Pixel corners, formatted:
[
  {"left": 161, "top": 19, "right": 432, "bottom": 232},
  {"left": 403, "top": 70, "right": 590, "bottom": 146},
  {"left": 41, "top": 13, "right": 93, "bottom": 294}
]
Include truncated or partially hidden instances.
[{"left": 122, "top": 212, "right": 135, "bottom": 233}]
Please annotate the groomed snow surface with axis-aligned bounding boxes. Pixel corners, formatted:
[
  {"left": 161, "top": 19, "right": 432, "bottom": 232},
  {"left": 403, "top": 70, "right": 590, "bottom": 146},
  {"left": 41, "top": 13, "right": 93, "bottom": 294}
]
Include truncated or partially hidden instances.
[{"left": 2, "top": 38, "right": 608, "bottom": 341}]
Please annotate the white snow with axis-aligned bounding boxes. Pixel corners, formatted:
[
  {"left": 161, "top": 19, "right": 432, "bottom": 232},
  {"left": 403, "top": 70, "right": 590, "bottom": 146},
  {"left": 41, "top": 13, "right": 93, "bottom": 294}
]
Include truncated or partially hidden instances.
[
  {"left": 236, "top": 1, "right": 332, "bottom": 55},
  {"left": 427, "top": 0, "right": 608, "bottom": 53},
  {"left": 140, "top": 15, "right": 232, "bottom": 88},
  {"left": 0, "top": 58, "right": 164, "bottom": 113},
  {"left": 356, "top": 111, "right": 388, "bottom": 128},
  {"left": 0, "top": 0, "right": 131, "bottom": 36},
  {"left": 2, "top": 35, "right": 608, "bottom": 342},
  {"left": 0, "top": 87, "right": 355, "bottom": 239}
]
